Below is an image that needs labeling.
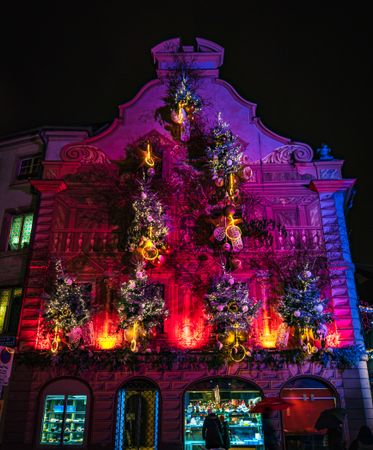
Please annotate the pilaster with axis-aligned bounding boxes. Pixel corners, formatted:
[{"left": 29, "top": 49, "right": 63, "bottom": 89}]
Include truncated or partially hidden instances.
[
  {"left": 310, "top": 179, "right": 373, "bottom": 432},
  {"left": 17, "top": 180, "right": 67, "bottom": 350}
]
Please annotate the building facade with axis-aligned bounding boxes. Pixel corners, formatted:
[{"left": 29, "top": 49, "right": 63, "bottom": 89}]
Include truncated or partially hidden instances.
[
  {"left": 2, "top": 38, "right": 372, "bottom": 450},
  {"left": 0, "top": 128, "right": 90, "bottom": 442}
]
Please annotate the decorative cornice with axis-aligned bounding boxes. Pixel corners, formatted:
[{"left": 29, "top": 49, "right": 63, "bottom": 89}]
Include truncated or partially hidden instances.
[
  {"left": 60, "top": 144, "right": 111, "bottom": 164},
  {"left": 30, "top": 180, "right": 67, "bottom": 193},
  {"left": 310, "top": 179, "right": 356, "bottom": 193},
  {"left": 261, "top": 144, "right": 314, "bottom": 164}
]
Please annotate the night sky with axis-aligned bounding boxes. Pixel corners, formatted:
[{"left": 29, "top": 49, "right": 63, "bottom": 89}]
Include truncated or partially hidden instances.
[{"left": 1, "top": 3, "right": 372, "bottom": 268}]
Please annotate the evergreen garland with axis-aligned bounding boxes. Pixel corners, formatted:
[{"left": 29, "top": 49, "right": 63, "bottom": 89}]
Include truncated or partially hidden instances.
[{"left": 16, "top": 345, "right": 364, "bottom": 372}]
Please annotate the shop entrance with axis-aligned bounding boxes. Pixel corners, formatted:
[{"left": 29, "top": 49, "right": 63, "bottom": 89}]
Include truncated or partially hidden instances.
[
  {"left": 115, "top": 379, "right": 159, "bottom": 450},
  {"left": 184, "top": 377, "right": 264, "bottom": 450},
  {"left": 281, "top": 377, "right": 338, "bottom": 450}
]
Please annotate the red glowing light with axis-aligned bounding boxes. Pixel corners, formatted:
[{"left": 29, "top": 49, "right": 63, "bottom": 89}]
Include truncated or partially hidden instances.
[
  {"left": 167, "top": 313, "right": 210, "bottom": 349},
  {"left": 92, "top": 310, "right": 121, "bottom": 350}
]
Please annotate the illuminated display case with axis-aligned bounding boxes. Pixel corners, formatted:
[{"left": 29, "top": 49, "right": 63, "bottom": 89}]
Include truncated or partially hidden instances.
[
  {"left": 184, "top": 379, "right": 264, "bottom": 450},
  {"left": 40, "top": 394, "right": 87, "bottom": 446}
]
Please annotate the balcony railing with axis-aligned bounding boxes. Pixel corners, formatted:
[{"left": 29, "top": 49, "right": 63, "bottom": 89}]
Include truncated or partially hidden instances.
[
  {"left": 51, "top": 230, "right": 120, "bottom": 254},
  {"left": 51, "top": 226, "right": 324, "bottom": 254}
]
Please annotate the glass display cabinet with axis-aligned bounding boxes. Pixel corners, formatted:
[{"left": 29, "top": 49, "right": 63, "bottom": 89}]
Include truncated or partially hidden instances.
[
  {"left": 40, "top": 394, "right": 87, "bottom": 446},
  {"left": 184, "top": 378, "right": 264, "bottom": 450}
]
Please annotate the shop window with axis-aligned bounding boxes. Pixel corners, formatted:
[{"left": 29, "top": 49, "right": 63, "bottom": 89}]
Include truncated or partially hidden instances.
[
  {"left": 0, "top": 287, "right": 22, "bottom": 335},
  {"left": 8, "top": 213, "right": 33, "bottom": 250},
  {"left": 281, "top": 377, "right": 338, "bottom": 450},
  {"left": 115, "top": 379, "right": 160, "bottom": 450},
  {"left": 184, "top": 377, "right": 264, "bottom": 450},
  {"left": 39, "top": 378, "right": 90, "bottom": 448},
  {"left": 18, "top": 154, "right": 42, "bottom": 179}
]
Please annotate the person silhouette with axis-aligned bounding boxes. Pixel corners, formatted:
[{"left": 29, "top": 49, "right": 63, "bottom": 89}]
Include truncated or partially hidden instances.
[
  {"left": 202, "top": 409, "right": 224, "bottom": 450},
  {"left": 219, "top": 415, "right": 230, "bottom": 450}
]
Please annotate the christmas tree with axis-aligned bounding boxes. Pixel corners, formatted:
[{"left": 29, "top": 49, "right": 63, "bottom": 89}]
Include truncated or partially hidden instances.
[
  {"left": 43, "top": 260, "right": 91, "bottom": 334},
  {"left": 278, "top": 268, "right": 332, "bottom": 340}
]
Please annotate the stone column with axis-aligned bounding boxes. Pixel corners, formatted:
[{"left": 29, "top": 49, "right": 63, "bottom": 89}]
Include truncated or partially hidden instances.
[
  {"left": 17, "top": 180, "right": 67, "bottom": 350},
  {"left": 311, "top": 180, "right": 373, "bottom": 437}
]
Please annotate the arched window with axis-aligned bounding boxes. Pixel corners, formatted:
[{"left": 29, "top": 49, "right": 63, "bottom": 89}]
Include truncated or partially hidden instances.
[
  {"left": 184, "top": 377, "right": 264, "bottom": 450},
  {"left": 38, "top": 378, "right": 91, "bottom": 447},
  {"left": 281, "top": 376, "right": 338, "bottom": 449},
  {"left": 115, "top": 379, "right": 160, "bottom": 450}
]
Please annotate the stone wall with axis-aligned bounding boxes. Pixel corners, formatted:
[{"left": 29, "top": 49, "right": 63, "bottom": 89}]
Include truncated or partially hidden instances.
[{"left": 2, "top": 361, "right": 348, "bottom": 450}]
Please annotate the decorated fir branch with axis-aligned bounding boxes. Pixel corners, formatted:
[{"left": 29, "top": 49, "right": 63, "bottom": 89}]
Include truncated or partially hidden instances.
[
  {"left": 167, "top": 70, "right": 202, "bottom": 117},
  {"left": 277, "top": 267, "right": 333, "bottom": 343},
  {"left": 43, "top": 260, "right": 91, "bottom": 352},
  {"left": 164, "top": 66, "right": 203, "bottom": 142},
  {"left": 206, "top": 113, "right": 243, "bottom": 189},
  {"left": 117, "top": 264, "right": 168, "bottom": 352},
  {"left": 127, "top": 181, "right": 168, "bottom": 263},
  {"left": 205, "top": 271, "right": 261, "bottom": 335}
]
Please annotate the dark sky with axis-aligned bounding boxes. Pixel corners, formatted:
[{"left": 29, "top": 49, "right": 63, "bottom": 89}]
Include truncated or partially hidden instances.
[{"left": 1, "top": 2, "right": 372, "bottom": 266}]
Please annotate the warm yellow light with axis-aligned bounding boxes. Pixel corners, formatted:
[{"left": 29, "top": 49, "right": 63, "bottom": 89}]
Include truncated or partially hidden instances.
[
  {"left": 51, "top": 326, "right": 60, "bottom": 353},
  {"left": 261, "top": 332, "right": 277, "bottom": 349},
  {"left": 228, "top": 173, "right": 235, "bottom": 197},
  {"left": 97, "top": 335, "right": 117, "bottom": 350},
  {"left": 225, "top": 331, "right": 236, "bottom": 345},
  {"left": 141, "top": 240, "right": 159, "bottom": 261},
  {"left": 225, "top": 215, "right": 242, "bottom": 241},
  {"left": 144, "top": 142, "right": 155, "bottom": 167}
]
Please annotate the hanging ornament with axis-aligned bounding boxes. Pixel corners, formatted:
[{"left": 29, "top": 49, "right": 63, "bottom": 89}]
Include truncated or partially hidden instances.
[
  {"left": 144, "top": 142, "right": 155, "bottom": 167},
  {"left": 231, "top": 258, "right": 242, "bottom": 271},
  {"left": 222, "top": 242, "right": 232, "bottom": 252},
  {"left": 229, "top": 324, "right": 250, "bottom": 362},
  {"left": 51, "top": 326, "right": 61, "bottom": 354},
  {"left": 225, "top": 215, "right": 242, "bottom": 241},
  {"left": 130, "top": 321, "right": 139, "bottom": 353},
  {"left": 228, "top": 173, "right": 237, "bottom": 199},
  {"left": 231, "top": 237, "right": 243, "bottom": 252},
  {"left": 213, "top": 226, "right": 226, "bottom": 242},
  {"left": 141, "top": 239, "right": 159, "bottom": 261}
]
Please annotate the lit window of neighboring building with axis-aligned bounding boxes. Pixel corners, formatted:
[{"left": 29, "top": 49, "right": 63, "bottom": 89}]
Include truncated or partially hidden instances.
[
  {"left": 18, "top": 155, "right": 42, "bottom": 179},
  {"left": 8, "top": 213, "right": 33, "bottom": 250},
  {"left": 0, "top": 287, "right": 22, "bottom": 335}
]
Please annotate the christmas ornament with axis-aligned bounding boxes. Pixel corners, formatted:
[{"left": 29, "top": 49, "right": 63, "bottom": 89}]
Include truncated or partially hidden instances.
[{"left": 213, "top": 226, "right": 226, "bottom": 242}]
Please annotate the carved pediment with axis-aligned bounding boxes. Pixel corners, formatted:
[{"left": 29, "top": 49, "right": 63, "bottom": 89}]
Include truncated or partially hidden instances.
[
  {"left": 60, "top": 144, "right": 111, "bottom": 164},
  {"left": 261, "top": 144, "right": 313, "bottom": 164}
]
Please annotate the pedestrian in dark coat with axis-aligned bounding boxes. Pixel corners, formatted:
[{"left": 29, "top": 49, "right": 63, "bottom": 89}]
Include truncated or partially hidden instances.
[
  {"left": 202, "top": 409, "right": 224, "bottom": 449},
  {"left": 349, "top": 426, "right": 373, "bottom": 450},
  {"left": 219, "top": 415, "right": 230, "bottom": 450},
  {"left": 327, "top": 422, "right": 345, "bottom": 450},
  {"left": 262, "top": 408, "right": 281, "bottom": 450}
]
